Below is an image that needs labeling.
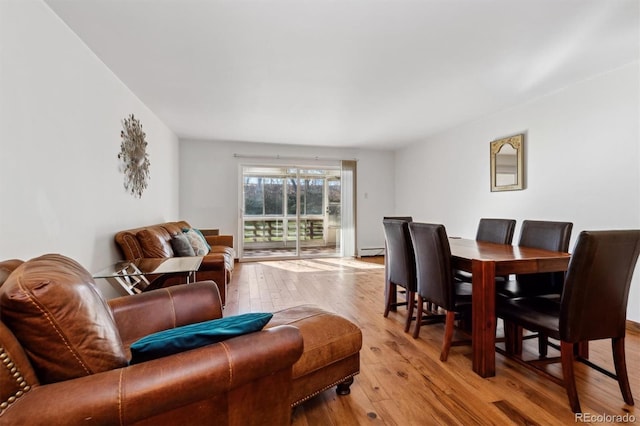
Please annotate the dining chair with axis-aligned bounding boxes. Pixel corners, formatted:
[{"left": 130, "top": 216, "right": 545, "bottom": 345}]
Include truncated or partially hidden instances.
[
  {"left": 497, "top": 220, "right": 573, "bottom": 356},
  {"left": 496, "top": 230, "right": 640, "bottom": 413},
  {"left": 382, "top": 218, "right": 417, "bottom": 332},
  {"left": 455, "top": 218, "right": 516, "bottom": 282},
  {"left": 408, "top": 222, "right": 472, "bottom": 361},
  {"left": 498, "top": 220, "right": 573, "bottom": 299},
  {"left": 475, "top": 218, "right": 517, "bottom": 244},
  {"left": 383, "top": 217, "right": 413, "bottom": 306}
]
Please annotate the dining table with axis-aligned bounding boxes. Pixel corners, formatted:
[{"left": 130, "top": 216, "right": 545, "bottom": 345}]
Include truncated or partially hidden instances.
[{"left": 448, "top": 237, "right": 571, "bottom": 378}]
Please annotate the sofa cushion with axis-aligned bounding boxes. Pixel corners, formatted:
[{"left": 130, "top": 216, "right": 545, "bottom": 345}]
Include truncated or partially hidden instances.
[
  {"left": 170, "top": 233, "right": 196, "bottom": 257},
  {"left": 0, "top": 259, "right": 23, "bottom": 287},
  {"left": 116, "top": 232, "right": 145, "bottom": 260},
  {"left": 162, "top": 221, "right": 185, "bottom": 235},
  {"left": 183, "top": 228, "right": 209, "bottom": 256},
  {"left": 0, "top": 254, "right": 128, "bottom": 384},
  {"left": 209, "top": 245, "right": 235, "bottom": 257},
  {"left": 129, "top": 312, "right": 273, "bottom": 363},
  {"left": 137, "top": 228, "right": 174, "bottom": 258}
]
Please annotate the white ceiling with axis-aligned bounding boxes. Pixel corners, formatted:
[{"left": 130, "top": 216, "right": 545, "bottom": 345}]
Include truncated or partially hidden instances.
[{"left": 44, "top": 0, "right": 639, "bottom": 149}]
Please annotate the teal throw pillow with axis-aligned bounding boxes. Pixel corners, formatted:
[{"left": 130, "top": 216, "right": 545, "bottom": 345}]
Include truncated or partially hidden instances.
[{"left": 129, "top": 312, "right": 273, "bottom": 364}]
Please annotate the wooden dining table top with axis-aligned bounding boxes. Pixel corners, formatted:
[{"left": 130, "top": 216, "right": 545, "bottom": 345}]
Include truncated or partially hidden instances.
[{"left": 448, "top": 237, "right": 572, "bottom": 275}]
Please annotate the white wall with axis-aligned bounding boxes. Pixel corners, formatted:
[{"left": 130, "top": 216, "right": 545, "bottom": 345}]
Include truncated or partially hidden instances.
[
  {"left": 0, "top": 1, "right": 180, "bottom": 297},
  {"left": 179, "top": 140, "right": 395, "bottom": 256},
  {"left": 395, "top": 62, "right": 640, "bottom": 321}
]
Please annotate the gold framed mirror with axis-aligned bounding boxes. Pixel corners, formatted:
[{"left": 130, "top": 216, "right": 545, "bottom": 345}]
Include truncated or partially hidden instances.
[{"left": 490, "top": 134, "right": 524, "bottom": 192}]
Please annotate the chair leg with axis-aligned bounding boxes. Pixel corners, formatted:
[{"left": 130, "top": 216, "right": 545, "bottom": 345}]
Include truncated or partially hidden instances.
[
  {"left": 383, "top": 282, "right": 396, "bottom": 317},
  {"left": 404, "top": 291, "right": 415, "bottom": 333},
  {"left": 504, "top": 321, "right": 523, "bottom": 355},
  {"left": 440, "top": 311, "right": 456, "bottom": 362},
  {"left": 560, "top": 341, "right": 581, "bottom": 413},
  {"left": 538, "top": 333, "right": 549, "bottom": 358},
  {"left": 413, "top": 296, "right": 424, "bottom": 338},
  {"left": 576, "top": 341, "right": 589, "bottom": 359},
  {"left": 612, "top": 337, "right": 634, "bottom": 406},
  {"left": 459, "top": 311, "right": 472, "bottom": 333}
]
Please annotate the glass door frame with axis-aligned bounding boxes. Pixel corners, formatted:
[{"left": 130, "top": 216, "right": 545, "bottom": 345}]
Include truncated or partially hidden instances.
[{"left": 238, "top": 162, "right": 342, "bottom": 262}]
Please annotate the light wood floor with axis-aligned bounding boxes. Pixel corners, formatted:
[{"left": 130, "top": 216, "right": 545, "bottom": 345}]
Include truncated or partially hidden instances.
[{"left": 224, "top": 257, "right": 639, "bottom": 425}]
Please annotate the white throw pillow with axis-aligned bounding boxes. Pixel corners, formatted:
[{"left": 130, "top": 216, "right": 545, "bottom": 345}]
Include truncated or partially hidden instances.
[{"left": 183, "top": 228, "right": 209, "bottom": 256}]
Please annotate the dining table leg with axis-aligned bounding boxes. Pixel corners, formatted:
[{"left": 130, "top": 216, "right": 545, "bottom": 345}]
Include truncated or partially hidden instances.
[{"left": 471, "top": 259, "right": 496, "bottom": 377}]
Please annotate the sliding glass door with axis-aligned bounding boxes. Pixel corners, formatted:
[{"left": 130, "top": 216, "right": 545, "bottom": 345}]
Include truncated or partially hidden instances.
[{"left": 240, "top": 165, "right": 343, "bottom": 260}]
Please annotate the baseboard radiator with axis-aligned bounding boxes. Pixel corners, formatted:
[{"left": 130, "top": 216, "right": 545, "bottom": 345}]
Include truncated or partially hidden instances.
[{"left": 358, "top": 247, "right": 385, "bottom": 257}]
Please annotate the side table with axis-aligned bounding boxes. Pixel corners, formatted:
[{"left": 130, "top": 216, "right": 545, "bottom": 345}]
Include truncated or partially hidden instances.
[{"left": 93, "top": 257, "right": 203, "bottom": 295}]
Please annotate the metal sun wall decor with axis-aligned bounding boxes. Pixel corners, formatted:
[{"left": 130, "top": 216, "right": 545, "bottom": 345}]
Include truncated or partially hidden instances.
[{"left": 118, "top": 114, "right": 150, "bottom": 198}]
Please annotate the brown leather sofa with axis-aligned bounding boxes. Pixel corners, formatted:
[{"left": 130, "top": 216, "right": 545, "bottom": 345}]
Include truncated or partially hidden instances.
[
  {"left": 114, "top": 220, "right": 234, "bottom": 305},
  {"left": 0, "top": 255, "right": 302, "bottom": 425}
]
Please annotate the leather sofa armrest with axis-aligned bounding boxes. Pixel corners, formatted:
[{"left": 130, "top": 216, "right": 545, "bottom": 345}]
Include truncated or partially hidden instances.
[
  {"left": 1, "top": 326, "right": 303, "bottom": 425},
  {"left": 205, "top": 234, "right": 233, "bottom": 248},
  {"left": 108, "top": 281, "right": 223, "bottom": 347}
]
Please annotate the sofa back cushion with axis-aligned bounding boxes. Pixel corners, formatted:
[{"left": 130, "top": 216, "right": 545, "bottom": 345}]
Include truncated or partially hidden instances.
[
  {"left": 0, "top": 254, "right": 128, "bottom": 384},
  {"left": 115, "top": 231, "right": 145, "bottom": 260},
  {"left": 137, "top": 227, "right": 174, "bottom": 258},
  {"left": 163, "top": 221, "right": 186, "bottom": 235},
  {"left": 0, "top": 259, "right": 24, "bottom": 287}
]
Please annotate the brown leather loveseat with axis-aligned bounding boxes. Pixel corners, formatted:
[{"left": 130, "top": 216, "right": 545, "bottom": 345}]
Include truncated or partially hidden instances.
[
  {"left": 0, "top": 255, "right": 302, "bottom": 425},
  {"left": 114, "top": 220, "right": 234, "bottom": 305}
]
